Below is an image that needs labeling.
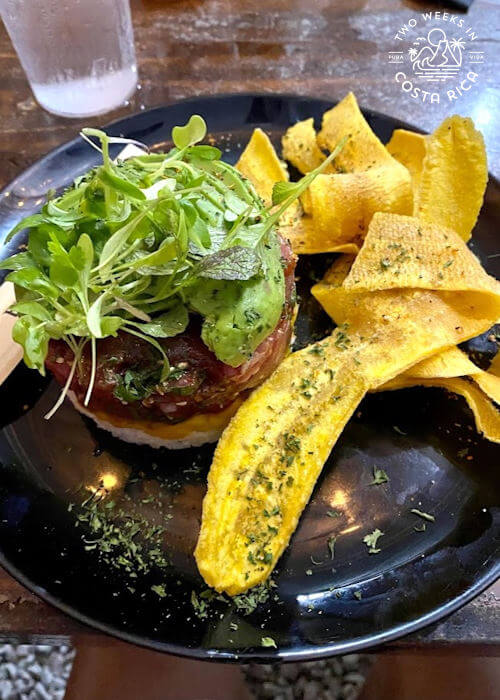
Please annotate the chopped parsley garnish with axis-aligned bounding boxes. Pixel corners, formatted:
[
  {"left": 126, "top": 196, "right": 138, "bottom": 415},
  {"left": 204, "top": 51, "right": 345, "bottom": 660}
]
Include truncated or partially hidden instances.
[
  {"left": 261, "top": 636, "right": 277, "bottom": 648},
  {"left": 283, "top": 433, "right": 301, "bottom": 453},
  {"left": 410, "top": 508, "right": 435, "bottom": 522},
  {"left": 151, "top": 584, "right": 167, "bottom": 598},
  {"left": 327, "top": 509, "right": 341, "bottom": 518},
  {"left": 308, "top": 345, "right": 325, "bottom": 356},
  {"left": 72, "top": 492, "right": 169, "bottom": 578},
  {"left": 371, "top": 466, "right": 389, "bottom": 485},
  {"left": 334, "top": 323, "right": 351, "bottom": 350},
  {"left": 191, "top": 590, "right": 210, "bottom": 618},
  {"left": 363, "top": 528, "right": 384, "bottom": 554},
  {"left": 327, "top": 535, "right": 337, "bottom": 560},
  {"left": 233, "top": 581, "right": 275, "bottom": 615}
]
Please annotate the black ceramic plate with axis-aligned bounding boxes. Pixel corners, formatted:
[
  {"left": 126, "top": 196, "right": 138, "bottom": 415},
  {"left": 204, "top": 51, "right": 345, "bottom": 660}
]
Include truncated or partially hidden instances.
[{"left": 0, "top": 95, "right": 498, "bottom": 662}]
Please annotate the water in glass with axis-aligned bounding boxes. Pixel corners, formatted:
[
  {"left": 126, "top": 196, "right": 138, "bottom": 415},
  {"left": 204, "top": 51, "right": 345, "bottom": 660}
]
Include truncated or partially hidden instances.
[{"left": 0, "top": 0, "right": 137, "bottom": 117}]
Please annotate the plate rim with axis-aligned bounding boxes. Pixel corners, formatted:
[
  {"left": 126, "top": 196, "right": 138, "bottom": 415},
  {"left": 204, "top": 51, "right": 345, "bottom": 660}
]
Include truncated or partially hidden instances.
[{"left": 0, "top": 93, "right": 498, "bottom": 661}]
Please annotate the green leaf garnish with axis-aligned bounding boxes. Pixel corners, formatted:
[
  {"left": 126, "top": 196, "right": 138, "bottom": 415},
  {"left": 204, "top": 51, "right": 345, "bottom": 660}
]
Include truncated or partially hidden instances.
[
  {"left": 410, "top": 509, "right": 435, "bottom": 522},
  {"left": 196, "top": 246, "right": 261, "bottom": 281},
  {"left": 2, "top": 113, "right": 333, "bottom": 412},
  {"left": 172, "top": 115, "right": 207, "bottom": 150},
  {"left": 271, "top": 135, "right": 348, "bottom": 207},
  {"left": 114, "top": 366, "right": 162, "bottom": 404},
  {"left": 371, "top": 466, "right": 389, "bottom": 485},
  {"left": 363, "top": 528, "right": 384, "bottom": 554},
  {"left": 261, "top": 636, "right": 277, "bottom": 649}
]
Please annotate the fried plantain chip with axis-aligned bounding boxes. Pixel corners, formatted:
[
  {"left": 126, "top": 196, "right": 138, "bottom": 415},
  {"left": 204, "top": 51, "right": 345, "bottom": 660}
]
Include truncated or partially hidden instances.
[
  {"left": 386, "top": 128, "right": 427, "bottom": 195},
  {"left": 342, "top": 213, "right": 499, "bottom": 298},
  {"left": 196, "top": 213, "right": 500, "bottom": 594},
  {"left": 278, "top": 214, "right": 360, "bottom": 255},
  {"left": 377, "top": 346, "right": 499, "bottom": 441},
  {"left": 379, "top": 376, "right": 500, "bottom": 444},
  {"left": 490, "top": 352, "right": 500, "bottom": 377},
  {"left": 281, "top": 118, "right": 330, "bottom": 175},
  {"left": 414, "top": 116, "right": 488, "bottom": 241},
  {"left": 242, "top": 95, "right": 412, "bottom": 255},
  {"left": 302, "top": 166, "right": 412, "bottom": 245},
  {"left": 236, "top": 127, "right": 289, "bottom": 207},
  {"left": 291, "top": 93, "right": 413, "bottom": 249},
  {"left": 384, "top": 346, "right": 481, "bottom": 382},
  {"left": 317, "top": 92, "right": 391, "bottom": 172},
  {"left": 474, "top": 371, "right": 500, "bottom": 405}
]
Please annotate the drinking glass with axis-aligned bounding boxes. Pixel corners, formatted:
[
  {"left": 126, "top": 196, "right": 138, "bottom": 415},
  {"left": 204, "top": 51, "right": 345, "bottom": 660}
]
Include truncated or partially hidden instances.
[{"left": 0, "top": 0, "right": 138, "bottom": 118}]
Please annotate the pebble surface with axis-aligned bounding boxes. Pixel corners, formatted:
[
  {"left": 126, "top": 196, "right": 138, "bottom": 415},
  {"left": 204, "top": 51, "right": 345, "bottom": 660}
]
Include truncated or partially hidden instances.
[
  {"left": 244, "top": 655, "right": 370, "bottom": 700},
  {"left": 0, "top": 645, "right": 75, "bottom": 700}
]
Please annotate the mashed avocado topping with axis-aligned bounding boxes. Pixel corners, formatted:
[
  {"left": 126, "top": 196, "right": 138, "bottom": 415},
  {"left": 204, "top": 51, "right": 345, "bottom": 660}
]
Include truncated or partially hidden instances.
[{"left": 0, "top": 115, "right": 344, "bottom": 409}]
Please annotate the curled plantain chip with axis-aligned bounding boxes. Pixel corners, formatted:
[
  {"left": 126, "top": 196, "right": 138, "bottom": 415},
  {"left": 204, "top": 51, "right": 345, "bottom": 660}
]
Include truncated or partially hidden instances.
[
  {"left": 236, "top": 126, "right": 302, "bottom": 240},
  {"left": 196, "top": 213, "right": 500, "bottom": 594},
  {"left": 278, "top": 213, "right": 359, "bottom": 255},
  {"left": 303, "top": 166, "right": 412, "bottom": 245},
  {"left": 342, "top": 213, "right": 499, "bottom": 298},
  {"left": 386, "top": 128, "right": 427, "bottom": 195},
  {"left": 281, "top": 117, "right": 330, "bottom": 175},
  {"left": 378, "top": 347, "right": 500, "bottom": 442},
  {"left": 277, "top": 93, "right": 413, "bottom": 254},
  {"left": 379, "top": 376, "right": 500, "bottom": 444},
  {"left": 317, "top": 92, "right": 392, "bottom": 172},
  {"left": 386, "top": 346, "right": 481, "bottom": 381},
  {"left": 236, "top": 127, "right": 289, "bottom": 207},
  {"left": 414, "top": 116, "right": 488, "bottom": 241},
  {"left": 294, "top": 93, "right": 412, "bottom": 250}
]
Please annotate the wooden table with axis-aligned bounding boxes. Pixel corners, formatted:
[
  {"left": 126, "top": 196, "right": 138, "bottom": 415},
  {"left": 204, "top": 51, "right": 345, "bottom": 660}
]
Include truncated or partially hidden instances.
[{"left": 0, "top": 0, "right": 498, "bottom": 651}]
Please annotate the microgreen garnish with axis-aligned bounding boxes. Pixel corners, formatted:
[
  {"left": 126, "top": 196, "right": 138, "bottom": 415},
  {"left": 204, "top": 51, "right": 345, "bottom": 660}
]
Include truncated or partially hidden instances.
[
  {"left": 3, "top": 114, "right": 327, "bottom": 413},
  {"left": 327, "top": 535, "right": 337, "bottom": 559},
  {"left": 271, "top": 136, "right": 347, "bottom": 207}
]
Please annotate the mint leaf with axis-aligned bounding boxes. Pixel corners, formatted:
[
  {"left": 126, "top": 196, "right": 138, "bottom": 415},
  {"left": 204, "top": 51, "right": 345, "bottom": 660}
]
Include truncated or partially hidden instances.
[{"left": 197, "top": 246, "right": 261, "bottom": 281}]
